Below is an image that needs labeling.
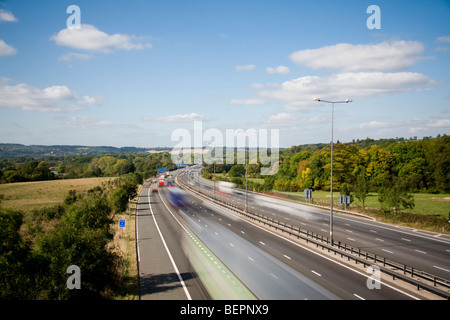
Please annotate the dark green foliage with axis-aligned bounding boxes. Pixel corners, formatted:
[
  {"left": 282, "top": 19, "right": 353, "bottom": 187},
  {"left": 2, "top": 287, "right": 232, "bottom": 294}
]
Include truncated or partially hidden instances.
[{"left": 0, "top": 189, "right": 123, "bottom": 300}]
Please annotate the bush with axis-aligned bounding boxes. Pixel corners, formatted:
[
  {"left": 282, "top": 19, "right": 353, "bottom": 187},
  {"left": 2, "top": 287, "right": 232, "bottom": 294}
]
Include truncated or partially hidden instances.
[{"left": 110, "top": 187, "right": 129, "bottom": 213}]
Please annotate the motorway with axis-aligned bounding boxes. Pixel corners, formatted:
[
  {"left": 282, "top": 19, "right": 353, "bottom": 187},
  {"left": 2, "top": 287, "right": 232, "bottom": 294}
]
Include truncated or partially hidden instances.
[{"left": 136, "top": 168, "right": 449, "bottom": 300}]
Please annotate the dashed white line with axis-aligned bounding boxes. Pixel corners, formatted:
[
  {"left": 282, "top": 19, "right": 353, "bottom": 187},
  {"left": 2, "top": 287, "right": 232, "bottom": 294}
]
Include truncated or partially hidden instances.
[
  {"left": 311, "top": 270, "right": 321, "bottom": 277},
  {"left": 283, "top": 254, "right": 291, "bottom": 260},
  {"left": 433, "top": 265, "right": 450, "bottom": 272},
  {"left": 382, "top": 249, "right": 394, "bottom": 254},
  {"left": 259, "top": 241, "right": 266, "bottom": 246},
  {"left": 415, "top": 249, "right": 427, "bottom": 254},
  {"left": 354, "top": 294, "right": 365, "bottom": 300}
]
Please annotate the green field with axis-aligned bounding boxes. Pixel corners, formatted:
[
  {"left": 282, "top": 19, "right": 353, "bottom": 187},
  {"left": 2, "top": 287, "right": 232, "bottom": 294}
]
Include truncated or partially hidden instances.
[
  {"left": 0, "top": 177, "right": 115, "bottom": 212},
  {"left": 279, "top": 190, "right": 450, "bottom": 219}
]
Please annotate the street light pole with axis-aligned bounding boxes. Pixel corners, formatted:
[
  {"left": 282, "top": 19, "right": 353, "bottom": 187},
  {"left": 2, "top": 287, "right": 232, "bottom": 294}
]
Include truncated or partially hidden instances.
[{"left": 314, "top": 98, "right": 352, "bottom": 246}]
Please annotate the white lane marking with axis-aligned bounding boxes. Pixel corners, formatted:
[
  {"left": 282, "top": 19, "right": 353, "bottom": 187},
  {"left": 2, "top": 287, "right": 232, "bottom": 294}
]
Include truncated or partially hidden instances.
[
  {"left": 415, "top": 249, "right": 427, "bottom": 254},
  {"left": 382, "top": 249, "right": 394, "bottom": 254},
  {"left": 433, "top": 265, "right": 450, "bottom": 272},
  {"left": 283, "top": 255, "right": 291, "bottom": 260},
  {"left": 148, "top": 186, "right": 191, "bottom": 300},
  {"left": 311, "top": 270, "right": 322, "bottom": 277},
  {"left": 354, "top": 294, "right": 365, "bottom": 300}
]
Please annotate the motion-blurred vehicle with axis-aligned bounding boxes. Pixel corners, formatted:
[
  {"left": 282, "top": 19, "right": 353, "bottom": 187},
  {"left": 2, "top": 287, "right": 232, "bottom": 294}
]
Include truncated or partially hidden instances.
[
  {"left": 158, "top": 175, "right": 165, "bottom": 186},
  {"left": 217, "top": 181, "right": 236, "bottom": 196},
  {"left": 168, "top": 186, "right": 189, "bottom": 209},
  {"left": 150, "top": 179, "right": 158, "bottom": 192}
]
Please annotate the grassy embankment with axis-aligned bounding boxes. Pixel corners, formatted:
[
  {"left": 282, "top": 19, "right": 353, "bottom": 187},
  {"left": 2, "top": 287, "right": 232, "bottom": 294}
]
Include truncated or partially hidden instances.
[{"left": 0, "top": 177, "right": 140, "bottom": 300}]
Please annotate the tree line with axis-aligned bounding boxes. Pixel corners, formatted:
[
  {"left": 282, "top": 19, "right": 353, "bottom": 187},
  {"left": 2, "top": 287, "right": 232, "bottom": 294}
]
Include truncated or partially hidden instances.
[
  {"left": 0, "top": 152, "right": 175, "bottom": 183},
  {"left": 202, "top": 135, "right": 450, "bottom": 212}
]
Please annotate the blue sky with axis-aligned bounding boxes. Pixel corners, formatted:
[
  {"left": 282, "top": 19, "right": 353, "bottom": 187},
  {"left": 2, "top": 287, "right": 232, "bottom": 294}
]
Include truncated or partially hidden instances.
[{"left": 0, "top": 0, "right": 449, "bottom": 148}]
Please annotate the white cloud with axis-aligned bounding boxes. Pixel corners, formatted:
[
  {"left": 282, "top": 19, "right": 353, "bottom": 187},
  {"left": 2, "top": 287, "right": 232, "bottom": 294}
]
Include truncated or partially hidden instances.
[
  {"left": 359, "top": 121, "right": 391, "bottom": 129},
  {"left": 0, "top": 9, "right": 17, "bottom": 23},
  {"left": 266, "top": 65, "right": 290, "bottom": 75},
  {"left": 427, "top": 119, "right": 450, "bottom": 127},
  {"left": 436, "top": 36, "right": 450, "bottom": 43},
  {"left": 259, "top": 72, "right": 438, "bottom": 110},
  {"left": 0, "top": 39, "right": 16, "bottom": 56},
  {"left": 59, "top": 116, "right": 114, "bottom": 130},
  {"left": 230, "top": 98, "right": 265, "bottom": 105},
  {"left": 0, "top": 78, "right": 104, "bottom": 112},
  {"left": 50, "top": 24, "right": 151, "bottom": 53},
  {"left": 289, "top": 41, "right": 424, "bottom": 72},
  {"left": 235, "top": 64, "right": 255, "bottom": 71},
  {"left": 267, "top": 112, "right": 296, "bottom": 123},
  {"left": 58, "top": 52, "right": 92, "bottom": 61},
  {"left": 146, "top": 113, "right": 211, "bottom": 122}
]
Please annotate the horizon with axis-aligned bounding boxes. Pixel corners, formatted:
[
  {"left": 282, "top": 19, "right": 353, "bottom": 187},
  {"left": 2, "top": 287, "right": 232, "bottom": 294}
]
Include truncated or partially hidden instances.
[
  {"left": 1, "top": 132, "right": 447, "bottom": 151},
  {"left": 1, "top": 1, "right": 449, "bottom": 148}
]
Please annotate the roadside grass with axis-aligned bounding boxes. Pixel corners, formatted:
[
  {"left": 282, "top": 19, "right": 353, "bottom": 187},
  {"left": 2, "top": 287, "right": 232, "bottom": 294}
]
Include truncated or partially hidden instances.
[
  {"left": 279, "top": 190, "right": 450, "bottom": 233},
  {"left": 111, "top": 183, "right": 141, "bottom": 300},
  {"left": 281, "top": 190, "right": 450, "bottom": 219}
]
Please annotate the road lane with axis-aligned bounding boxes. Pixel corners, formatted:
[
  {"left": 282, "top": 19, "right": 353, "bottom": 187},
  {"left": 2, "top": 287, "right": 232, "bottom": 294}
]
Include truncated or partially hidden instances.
[{"left": 136, "top": 181, "right": 209, "bottom": 300}]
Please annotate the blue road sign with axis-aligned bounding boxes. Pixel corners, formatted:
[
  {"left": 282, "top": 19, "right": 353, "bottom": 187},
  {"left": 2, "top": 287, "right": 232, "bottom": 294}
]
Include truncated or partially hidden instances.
[
  {"left": 119, "top": 219, "right": 126, "bottom": 228},
  {"left": 157, "top": 167, "right": 167, "bottom": 174}
]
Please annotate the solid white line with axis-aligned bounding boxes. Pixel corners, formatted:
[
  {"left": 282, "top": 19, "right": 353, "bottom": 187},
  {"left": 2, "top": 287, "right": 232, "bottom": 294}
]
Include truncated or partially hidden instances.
[
  {"left": 136, "top": 204, "right": 140, "bottom": 262},
  {"left": 148, "top": 186, "right": 192, "bottom": 300}
]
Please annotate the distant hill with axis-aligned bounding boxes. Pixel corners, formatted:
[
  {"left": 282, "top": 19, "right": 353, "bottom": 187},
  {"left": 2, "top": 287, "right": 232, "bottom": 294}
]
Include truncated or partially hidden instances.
[{"left": 0, "top": 143, "right": 172, "bottom": 158}]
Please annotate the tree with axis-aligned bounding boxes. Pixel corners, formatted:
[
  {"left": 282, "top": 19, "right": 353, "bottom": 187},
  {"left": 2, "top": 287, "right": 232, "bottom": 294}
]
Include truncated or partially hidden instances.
[
  {"left": 228, "top": 165, "right": 245, "bottom": 177},
  {"left": 378, "top": 178, "right": 415, "bottom": 213},
  {"left": 353, "top": 173, "right": 369, "bottom": 209},
  {"left": 110, "top": 187, "right": 128, "bottom": 213}
]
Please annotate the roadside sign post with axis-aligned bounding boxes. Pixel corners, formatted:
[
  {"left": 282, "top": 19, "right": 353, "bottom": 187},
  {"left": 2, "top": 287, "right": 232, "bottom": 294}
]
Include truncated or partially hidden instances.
[{"left": 119, "top": 219, "right": 125, "bottom": 238}]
